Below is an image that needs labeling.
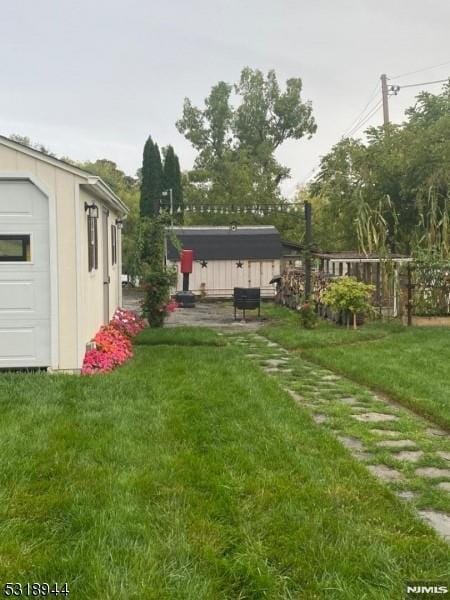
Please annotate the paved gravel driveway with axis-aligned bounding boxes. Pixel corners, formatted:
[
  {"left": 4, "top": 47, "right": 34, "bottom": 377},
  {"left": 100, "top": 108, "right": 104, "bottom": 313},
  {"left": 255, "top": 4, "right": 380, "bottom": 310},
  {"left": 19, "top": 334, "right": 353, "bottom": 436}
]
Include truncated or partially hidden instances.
[{"left": 123, "top": 289, "right": 265, "bottom": 329}]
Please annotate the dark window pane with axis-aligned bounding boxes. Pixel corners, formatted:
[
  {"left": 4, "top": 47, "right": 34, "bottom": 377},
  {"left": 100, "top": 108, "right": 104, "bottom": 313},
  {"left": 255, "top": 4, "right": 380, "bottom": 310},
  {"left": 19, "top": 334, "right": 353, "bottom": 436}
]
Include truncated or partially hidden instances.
[{"left": 0, "top": 235, "right": 30, "bottom": 261}]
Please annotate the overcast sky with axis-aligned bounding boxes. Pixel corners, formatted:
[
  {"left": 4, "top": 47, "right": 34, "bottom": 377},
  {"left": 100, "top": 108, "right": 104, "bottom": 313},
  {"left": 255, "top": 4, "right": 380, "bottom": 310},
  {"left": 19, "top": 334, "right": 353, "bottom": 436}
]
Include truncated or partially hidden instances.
[{"left": 1, "top": 0, "right": 449, "bottom": 196}]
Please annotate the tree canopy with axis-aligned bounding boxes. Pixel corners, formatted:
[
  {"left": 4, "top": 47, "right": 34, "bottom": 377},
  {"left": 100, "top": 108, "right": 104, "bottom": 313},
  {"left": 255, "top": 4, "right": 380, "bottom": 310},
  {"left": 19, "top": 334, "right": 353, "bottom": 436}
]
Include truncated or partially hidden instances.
[
  {"left": 177, "top": 67, "right": 316, "bottom": 215},
  {"left": 309, "top": 83, "right": 450, "bottom": 256}
]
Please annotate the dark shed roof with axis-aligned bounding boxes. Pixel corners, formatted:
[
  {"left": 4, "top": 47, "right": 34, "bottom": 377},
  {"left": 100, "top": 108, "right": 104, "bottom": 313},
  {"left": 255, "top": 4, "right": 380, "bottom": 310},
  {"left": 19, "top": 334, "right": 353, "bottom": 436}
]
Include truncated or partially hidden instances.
[{"left": 167, "top": 227, "right": 282, "bottom": 261}]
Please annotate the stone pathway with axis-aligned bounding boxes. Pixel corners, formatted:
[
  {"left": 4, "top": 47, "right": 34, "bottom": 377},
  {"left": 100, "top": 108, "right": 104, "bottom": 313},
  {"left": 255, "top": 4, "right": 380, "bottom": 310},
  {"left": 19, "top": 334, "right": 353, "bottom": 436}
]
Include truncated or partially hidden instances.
[{"left": 229, "top": 332, "right": 450, "bottom": 542}]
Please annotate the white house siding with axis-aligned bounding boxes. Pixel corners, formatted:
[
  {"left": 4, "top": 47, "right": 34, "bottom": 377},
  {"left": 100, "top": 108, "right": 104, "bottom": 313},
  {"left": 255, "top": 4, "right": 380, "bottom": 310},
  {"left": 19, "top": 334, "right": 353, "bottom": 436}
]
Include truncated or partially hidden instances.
[
  {"left": 78, "top": 188, "right": 121, "bottom": 367},
  {"left": 0, "top": 140, "right": 125, "bottom": 371},
  {"left": 168, "top": 259, "right": 279, "bottom": 298}
]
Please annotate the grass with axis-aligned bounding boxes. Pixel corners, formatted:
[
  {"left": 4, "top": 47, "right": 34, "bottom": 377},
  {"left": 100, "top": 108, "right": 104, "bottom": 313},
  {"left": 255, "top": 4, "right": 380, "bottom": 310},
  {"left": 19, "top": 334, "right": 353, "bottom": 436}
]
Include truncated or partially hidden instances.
[
  {"left": 262, "top": 304, "right": 450, "bottom": 429},
  {"left": 262, "top": 304, "right": 403, "bottom": 349},
  {"left": 238, "top": 333, "right": 450, "bottom": 517},
  {"left": 136, "top": 326, "right": 225, "bottom": 346},
  {"left": 0, "top": 327, "right": 448, "bottom": 598}
]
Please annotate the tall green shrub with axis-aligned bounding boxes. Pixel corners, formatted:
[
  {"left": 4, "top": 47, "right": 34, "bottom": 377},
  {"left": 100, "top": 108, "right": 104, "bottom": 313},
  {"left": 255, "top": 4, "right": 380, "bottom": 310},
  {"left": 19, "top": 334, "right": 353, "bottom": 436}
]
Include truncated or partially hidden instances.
[
  {"left": 140, "top": 136, "right": 163, "bottom": 217},
  {"left": 163, "top": 145, "right": 184, "bottom": 222}
]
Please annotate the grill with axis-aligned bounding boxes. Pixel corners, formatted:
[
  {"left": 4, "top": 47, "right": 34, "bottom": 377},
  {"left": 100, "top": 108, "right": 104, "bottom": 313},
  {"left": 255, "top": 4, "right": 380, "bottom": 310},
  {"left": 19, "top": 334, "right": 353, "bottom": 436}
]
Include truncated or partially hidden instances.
[{"left": 233, "top": 287, "right": 261, "bottom": 320}]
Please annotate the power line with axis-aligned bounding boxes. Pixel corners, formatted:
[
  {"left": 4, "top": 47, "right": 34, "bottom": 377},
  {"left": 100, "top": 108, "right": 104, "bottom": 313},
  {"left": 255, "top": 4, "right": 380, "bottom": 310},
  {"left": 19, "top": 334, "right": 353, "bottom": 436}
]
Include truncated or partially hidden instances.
[
  {"left": 390, "top": 60, "right": 450, "bottom": 81},
  {"left": 347, "top": 100, "right": 383, "bottom": 138},
  {"left": 341, "top": 81, "right": 380, "bottom": 138},
  {"left": 398, "top": 78, "right": 448, "bottom": 89},
  {"left": 299, "top": 80, "right": 381, "bottom": 186}
]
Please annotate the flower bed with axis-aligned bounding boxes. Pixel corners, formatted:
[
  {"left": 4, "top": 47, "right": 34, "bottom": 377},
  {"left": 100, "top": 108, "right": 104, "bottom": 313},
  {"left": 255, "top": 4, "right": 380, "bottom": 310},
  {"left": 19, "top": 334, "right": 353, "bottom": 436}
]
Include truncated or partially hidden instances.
[{"left": 81, "top": 308, "right": 146, "bottom": 375}]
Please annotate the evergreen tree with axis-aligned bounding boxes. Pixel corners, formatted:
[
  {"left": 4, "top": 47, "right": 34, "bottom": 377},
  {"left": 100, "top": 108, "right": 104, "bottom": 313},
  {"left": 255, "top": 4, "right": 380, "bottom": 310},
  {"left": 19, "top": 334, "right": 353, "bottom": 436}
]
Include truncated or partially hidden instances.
[
  {"left": 163, "top": 145, "right": 184, "bottom": 222},
  {"left": 140, "top": 136, "right": 163, "bottom": 217}
]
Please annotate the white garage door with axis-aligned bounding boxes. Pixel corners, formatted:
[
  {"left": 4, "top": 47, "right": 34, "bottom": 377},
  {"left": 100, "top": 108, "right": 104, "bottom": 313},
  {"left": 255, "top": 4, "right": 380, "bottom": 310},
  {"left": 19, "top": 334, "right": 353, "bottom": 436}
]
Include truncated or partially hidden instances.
[{"left": 0, "top": 180, "right": 51, "bottom": 368}]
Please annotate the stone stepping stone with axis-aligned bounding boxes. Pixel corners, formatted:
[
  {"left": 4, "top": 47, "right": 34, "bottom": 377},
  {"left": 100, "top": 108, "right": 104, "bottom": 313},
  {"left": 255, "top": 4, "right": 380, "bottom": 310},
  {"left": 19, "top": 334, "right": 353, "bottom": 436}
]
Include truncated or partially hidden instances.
[
  {"left": 376, "top": 439, "right": 417, "bottom": 449},
  {"left": 353, "top": 412, "right": 399, "bottom": 423},
  {"left": 312, "top": 414, "right": 328, "bottom": 424},
  {"left": 353, "top": 451, "right": 374, "bottom": 461},
  {"left": 426, "top": 427, "right": 448, "bottom": 437},
  {"left": 437, "top": 482, "right": 450, "bottom": 493},
  {"left": 322, "top": 375, "right": 340, "bottom": 381},
  {"left": 264, "top": 359, "right": 288, "bottom": 367},
  {"left": 396, "top": 490, "right": 417, "bottom": 501},
  {"left": 437, "top": 451, "right": 450, "bottom": 462},
  {"left": 264, "top": 367, "right": 283, "bottom": 373},
  {"left": 339, "top": 397, "right": 360, "bottom": 405},
  {"left": 338, "top": 436, "right": 364, "bottom": 451},
  {"left": 367, "top": 464, "right": 404, "bottom": 481},
  {"left": 286, "top": 390, "right": 304, "bottom": 403},
  {"left": 415, "top": 467, "right": 450, "bottom": 479},
  {"left": 393, "top": 450, "right": 424, "bottom": 463},
  {"left": 266, "top": 342, "right": 278, "bottom": 347},
  {"left": 245, "top": 354, "right": 263, "bottom": 358},
  {"left": 371, "top": 429, "right": 403, "bottom": 437},
  {"left": 418, "top": 510, "right": 450, "bottom": 540}
]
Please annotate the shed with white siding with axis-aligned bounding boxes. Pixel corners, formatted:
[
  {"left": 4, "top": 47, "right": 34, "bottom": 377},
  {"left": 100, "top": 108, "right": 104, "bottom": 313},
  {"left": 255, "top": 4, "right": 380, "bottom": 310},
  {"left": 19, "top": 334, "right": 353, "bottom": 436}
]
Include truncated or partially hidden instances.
[
  {"left": 0, "top": 135, "right": 128, "bottom": 372},
  {"left": 166, "top": 226, "right": 282, "bottom": 298}
]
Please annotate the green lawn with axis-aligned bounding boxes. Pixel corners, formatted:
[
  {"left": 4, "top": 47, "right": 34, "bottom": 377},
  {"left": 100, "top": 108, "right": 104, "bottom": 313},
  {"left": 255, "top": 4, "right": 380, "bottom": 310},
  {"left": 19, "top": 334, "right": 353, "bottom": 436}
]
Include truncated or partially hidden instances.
[
  {"left": 263, "top": 304, "right": 450, "bottom": 429},
  {"left": 0, "top": 328, "right": 448, "bottom": 598}
]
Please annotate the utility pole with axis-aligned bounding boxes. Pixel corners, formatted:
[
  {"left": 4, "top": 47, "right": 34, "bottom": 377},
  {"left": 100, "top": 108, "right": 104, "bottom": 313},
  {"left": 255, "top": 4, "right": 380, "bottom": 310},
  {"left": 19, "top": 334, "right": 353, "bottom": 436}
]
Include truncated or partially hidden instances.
[{"left": 381, "top": 73, "right": 390, "bottom": 125}]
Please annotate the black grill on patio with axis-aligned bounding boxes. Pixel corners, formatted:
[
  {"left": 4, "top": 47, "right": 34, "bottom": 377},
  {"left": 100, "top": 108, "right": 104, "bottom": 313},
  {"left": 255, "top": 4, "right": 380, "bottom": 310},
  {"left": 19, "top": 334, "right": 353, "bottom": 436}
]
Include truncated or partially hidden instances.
[{"left": 233, "top": 287, "right": 261, "bottom": 320}]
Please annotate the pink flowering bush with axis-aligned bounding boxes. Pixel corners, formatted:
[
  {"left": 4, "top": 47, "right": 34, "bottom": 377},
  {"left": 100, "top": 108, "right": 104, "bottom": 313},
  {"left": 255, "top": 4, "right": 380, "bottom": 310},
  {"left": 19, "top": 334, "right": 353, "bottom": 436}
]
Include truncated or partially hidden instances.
[
  {"left": 81, "top": 308, "right": 146, "bottom": 375},
  {"left": 165, "top": 300, "right": 179, "bottom": 314},
  {"left": 110, "top": 308, "right": 146, "bottom": 338},
  {"left": 82, "top": 349, "right": 116, "bottom": 374}
]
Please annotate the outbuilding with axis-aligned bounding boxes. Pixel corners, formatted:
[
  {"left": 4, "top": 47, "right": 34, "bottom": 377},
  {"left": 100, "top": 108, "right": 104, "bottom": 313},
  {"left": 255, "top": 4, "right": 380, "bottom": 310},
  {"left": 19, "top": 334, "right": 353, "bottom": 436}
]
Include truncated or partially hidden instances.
[
  {"left": 166, "top": 226, "right": 282, "bottom": 298},
  {"left": 0, "top": 136, "right": 128, "bottom": 371}
]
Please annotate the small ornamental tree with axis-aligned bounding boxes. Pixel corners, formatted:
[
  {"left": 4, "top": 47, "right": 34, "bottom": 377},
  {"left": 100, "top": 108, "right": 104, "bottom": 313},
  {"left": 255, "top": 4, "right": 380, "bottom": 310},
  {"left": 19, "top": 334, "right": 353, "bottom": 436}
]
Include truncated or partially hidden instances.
[
  {"left": 141, "top": 269, "right": 177, "bottom": 327},
  {"left": 140, "top": 214, "right": 178, "bottom": 327},
  {"left": 322, "top": 277, "right": 375, "bottom": 329}
]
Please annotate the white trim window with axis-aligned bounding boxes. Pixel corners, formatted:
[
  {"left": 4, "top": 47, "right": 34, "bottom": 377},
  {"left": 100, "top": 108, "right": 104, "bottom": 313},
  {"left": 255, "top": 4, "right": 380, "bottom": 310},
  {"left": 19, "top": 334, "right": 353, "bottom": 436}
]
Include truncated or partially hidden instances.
[
  {"left": 111, "top": 224, "right": 117, "bottom": 266},
  {"left": 88, "top": 215, "right": 98, "bottom": 271}
]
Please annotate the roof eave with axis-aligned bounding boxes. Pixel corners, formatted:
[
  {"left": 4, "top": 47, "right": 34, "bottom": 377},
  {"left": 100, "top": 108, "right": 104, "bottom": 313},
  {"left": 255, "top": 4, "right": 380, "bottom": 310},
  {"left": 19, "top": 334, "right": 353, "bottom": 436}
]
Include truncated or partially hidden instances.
[
  {"left": 0, "top": 136, "right": 129, "bottom": 216},
  {"left": 84, "top": 177, "right": 129, "bottom": 215}
]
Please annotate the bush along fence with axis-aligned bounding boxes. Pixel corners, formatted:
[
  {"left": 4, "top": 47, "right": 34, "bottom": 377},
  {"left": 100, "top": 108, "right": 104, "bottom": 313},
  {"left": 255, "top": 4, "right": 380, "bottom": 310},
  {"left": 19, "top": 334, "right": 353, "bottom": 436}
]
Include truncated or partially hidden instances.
[
  {"left": 404, "top": 259, "right": 450, "bottom": 321},
  {"left": 81, "top": 308, "right": 146, "bottom": 375},
  {"left": 275, "top": 269, "right": 376, "bottom": 328}
]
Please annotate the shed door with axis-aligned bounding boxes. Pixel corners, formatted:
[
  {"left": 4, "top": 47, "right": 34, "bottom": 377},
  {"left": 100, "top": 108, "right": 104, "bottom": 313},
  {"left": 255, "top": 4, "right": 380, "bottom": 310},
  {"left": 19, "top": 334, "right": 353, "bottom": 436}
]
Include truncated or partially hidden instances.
[
  {"left": 0, "top": 180, "right": 51, "bottom": 368},
  {"left": 248, "top": 261, "right": 262, "bottom": 288}
]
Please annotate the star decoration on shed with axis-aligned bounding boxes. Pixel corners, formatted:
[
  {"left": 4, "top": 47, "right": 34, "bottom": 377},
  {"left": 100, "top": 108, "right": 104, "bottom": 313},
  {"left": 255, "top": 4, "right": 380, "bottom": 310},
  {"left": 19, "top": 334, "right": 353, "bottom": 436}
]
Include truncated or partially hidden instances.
[
  {"left": 236, "top": 260, "right": 243, "bottom": 268},
  {"left": 200, "top": 260, "right": 208, "bottom": 268}
]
